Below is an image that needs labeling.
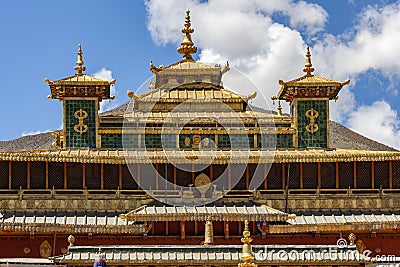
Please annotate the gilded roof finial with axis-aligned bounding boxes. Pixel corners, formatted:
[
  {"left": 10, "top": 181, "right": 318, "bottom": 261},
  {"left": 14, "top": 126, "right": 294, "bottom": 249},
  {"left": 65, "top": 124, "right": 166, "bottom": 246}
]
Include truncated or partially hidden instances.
[
  {"left": 74, "top": 44, "right": 86, "bottom": 75},
  {"left": 177, "top": 10, "right": 197, "bottom": 61},
  {"left": 277, "top": 100, "right": 282, "bottom": 116},
  {"left": 238, "top": 220, "right": 257, "bottom": 267},
  {"left": 303, "top": 46, "right": 314, "bottom": 76}
]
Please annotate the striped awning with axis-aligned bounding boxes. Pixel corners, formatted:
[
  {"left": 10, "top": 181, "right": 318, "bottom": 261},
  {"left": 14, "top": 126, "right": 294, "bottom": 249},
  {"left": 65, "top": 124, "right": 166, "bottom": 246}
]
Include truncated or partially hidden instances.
[
  {"left": 52, "top": 245, "right": 365, "bottom": 265},
  {"left": 269, "top": 212, "right": 400, "bottom": 234},
  {"left": 0, "top": 211, "right": 145, "bottom": 234}
]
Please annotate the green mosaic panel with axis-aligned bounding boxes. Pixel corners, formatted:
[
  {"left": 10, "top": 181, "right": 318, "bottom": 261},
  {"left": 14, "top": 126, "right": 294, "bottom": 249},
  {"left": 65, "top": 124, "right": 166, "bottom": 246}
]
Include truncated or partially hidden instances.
[
  {"left": 296, "top": 100, "right": 328, "bottom": 148},
  {"left": 218, "top": 134, "right": 230, "bottom": 148},
  {"left": 101, "top": 134, "right": 139, "bottom": 148},
  {"left": 277, "top": 134, "right": 293, "bottom": 148},
  {"left": 144, "top": 134, "right": 176, "bottom": 149},
  {"left": 218, "top": 134, "right": 254, "bottom": 149},
  {"left": 258, "top": 134, "right": 293, "bottom": 148},
  {"left": 179, "top": 134, "right": 215, "bottom": 149},
  {"left": 258, "top": 134, "right": 276, "bottom": 148},
  {"left": 65, "top": 100, "right": 96, "bottom": 148}
]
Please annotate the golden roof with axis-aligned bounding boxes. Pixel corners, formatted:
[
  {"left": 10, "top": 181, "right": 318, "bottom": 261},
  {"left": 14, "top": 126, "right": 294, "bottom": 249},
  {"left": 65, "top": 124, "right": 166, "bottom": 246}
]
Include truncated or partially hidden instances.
[
  {"left": 149, "top": 10, "right": 229, "bottom": 91},
  {"left": 45, "top": 44, "right": 116, "bottom": 100},
  {"left": 133, "top": 82, "right": 254, "bottom": 103},
  {"left": 276, "top": 47, "right": 349, "bottom": 102},
  {"left": 1, "top": 148, "right": 400, "bottom": 164}
]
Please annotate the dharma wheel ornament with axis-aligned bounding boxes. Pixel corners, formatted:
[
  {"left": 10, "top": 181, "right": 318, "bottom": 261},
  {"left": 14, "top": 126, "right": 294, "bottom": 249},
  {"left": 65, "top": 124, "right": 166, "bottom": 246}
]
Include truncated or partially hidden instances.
[{"left": 238, "top": 220, "right": 257, "bottom": 267}]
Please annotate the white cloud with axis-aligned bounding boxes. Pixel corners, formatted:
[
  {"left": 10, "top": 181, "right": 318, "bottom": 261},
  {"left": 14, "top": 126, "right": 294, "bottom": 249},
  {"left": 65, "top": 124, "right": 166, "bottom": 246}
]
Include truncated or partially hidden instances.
[
  {"left": 92, "top": 68, "right": 118, "bottom": 112},
  {"left": 348, "top": 100, "right": 400, "bottom": 150},
  {"left": 309, "top": 2, "right": 400, "bottom": 128}
]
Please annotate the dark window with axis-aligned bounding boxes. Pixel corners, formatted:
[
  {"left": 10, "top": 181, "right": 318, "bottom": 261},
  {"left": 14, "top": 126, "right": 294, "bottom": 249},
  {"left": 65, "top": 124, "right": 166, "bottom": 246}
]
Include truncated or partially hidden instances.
[
  {"left": 356, "top": 162, "right": 372, "bottom": 189},
  {"left": 267, "top": 163, "right": 282, "bottom": 189},
  {"left": 104, "top": 164, "right": 119, "bottom": 189},
  {"left": 85, "top": 164, "right": 101, "bottom": 189},
  {"left": 303, "top": 163, "right": 318, "bottom": 189},
  {"left": 338, "top": 162, "right": 354, "bottom": 189},
  {"left": 67, "top": 163, "right": 83, "bottom": 189},
  {"left": 374, "top": 161, "right": 389, "bottom": 189},
  {"left": 11, "top": 162, "right": 27, "bottom": 189},
  {"left": 48, "top": 162, "right": 64, "bottom": 189},
  {"left": 320, "top": 163, "right": 336, "bottom": 189},
  {"left": 30, "top": 162, "right": 46, "bottom": 189},
  {"left": 0, "top": 161, "right": 9, "bottom": 189}
]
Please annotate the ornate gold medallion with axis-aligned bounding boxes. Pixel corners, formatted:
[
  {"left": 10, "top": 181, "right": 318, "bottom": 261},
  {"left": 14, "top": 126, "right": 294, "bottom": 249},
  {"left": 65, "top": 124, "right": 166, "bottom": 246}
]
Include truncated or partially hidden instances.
[
  {"left": 39, "top": 240, "right": 52, "bottom": 258},
  {"left": 73, "top": 109, "right": 89, "bottom": 134},
  {"left": 305, "top": 109, "right": 319, "bottom": 133}
]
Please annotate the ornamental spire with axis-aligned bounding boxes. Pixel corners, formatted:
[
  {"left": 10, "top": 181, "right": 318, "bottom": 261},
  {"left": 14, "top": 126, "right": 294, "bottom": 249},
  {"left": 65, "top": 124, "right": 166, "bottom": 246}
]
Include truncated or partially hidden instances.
[
  {"left": 303, "top": 46, "right": 314, "bottom": 76},
  {"left": 238, "top": 220, "right": 257, "bottom": 267},
  {"left": 74, "top": 44, "right": 86, "bottom": 75},
  {"left": 177, "top": 10, "right": 197, "bottom": 61}
]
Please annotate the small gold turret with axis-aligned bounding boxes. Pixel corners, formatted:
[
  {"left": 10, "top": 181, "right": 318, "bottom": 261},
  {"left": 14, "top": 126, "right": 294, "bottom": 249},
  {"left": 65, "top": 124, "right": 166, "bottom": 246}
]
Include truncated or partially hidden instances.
[
  {"left": 238, "top": 220, "right": 257, "bottom": 267},
  {"left": 177, "top": 10, "right": 197, "bottom": 61},
  {"left": 74, "top": 44, "right": 86, "bottom": 75},
  {"left": 303, "top": 46, "right": 314, "bottom": 76}
]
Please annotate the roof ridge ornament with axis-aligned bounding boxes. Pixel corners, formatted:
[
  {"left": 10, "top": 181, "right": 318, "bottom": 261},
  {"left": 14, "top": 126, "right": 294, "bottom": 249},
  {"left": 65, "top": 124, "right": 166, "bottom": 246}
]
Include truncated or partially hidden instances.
[
  {"left": 177, "top": 10, "right": 197, "bottom": 61},
  {"left": 74, "top": 44, "right": 86, "bottom": 75},
  {"left": 303, "top": 46, "right": 314, "bottom": 76}
]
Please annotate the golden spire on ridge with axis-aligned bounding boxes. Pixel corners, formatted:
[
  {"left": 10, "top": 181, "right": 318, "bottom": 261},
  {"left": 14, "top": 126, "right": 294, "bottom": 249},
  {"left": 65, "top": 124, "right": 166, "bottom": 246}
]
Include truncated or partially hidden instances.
[
  {"left": 177, "top": 10, "right": 198, "bottom": 61},
  {"left": 238, "top": 220, "right": 257, "bottom": 267},
  {"left": 74, "top": 44, "right": 86, "bottom": 75},
  {"left": 303, "top": 46, "right": 314, "bottom": 76}
]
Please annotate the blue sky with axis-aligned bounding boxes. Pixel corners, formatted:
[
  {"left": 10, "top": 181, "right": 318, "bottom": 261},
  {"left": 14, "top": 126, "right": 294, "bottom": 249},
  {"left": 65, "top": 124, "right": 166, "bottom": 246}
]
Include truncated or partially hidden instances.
[{"left": 1, "top": 0, "right": 400, "bottom": 149}]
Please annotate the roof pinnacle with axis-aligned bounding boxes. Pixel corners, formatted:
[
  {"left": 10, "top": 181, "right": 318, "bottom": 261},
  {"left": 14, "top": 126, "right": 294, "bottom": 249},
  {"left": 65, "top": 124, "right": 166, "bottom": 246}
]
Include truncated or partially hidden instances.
[
  {"left": 177, "top": 10, "right": 197, "bottom": 61},
  {"left": 303, "top": 46, "right": 314, "bottom": 76},
  {"left": 74, "top": 44, "right": 86, "bottom": 75}
]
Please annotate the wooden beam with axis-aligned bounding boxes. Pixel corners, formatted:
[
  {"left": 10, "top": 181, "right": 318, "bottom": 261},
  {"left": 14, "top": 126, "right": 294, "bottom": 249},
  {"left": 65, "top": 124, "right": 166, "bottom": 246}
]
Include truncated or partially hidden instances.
[
  {"left": 353, "top": 161, "right": 357, "bottom": 189},
  {"left": 335, "top": 162, "right": 339, "bottom": 189},
  {"left": 299, "top": 162, "right": 303, "bottom": 189},
  {"left": 389, "top": 160, "right": 393, "bottom": 189},
  {"left": 371, "top": 161, "right": 375, "bottom": 189},
  {"left": 245, "top": 165, "right": 249, "bottom": 190},
  {"left": 191, "top": 163, "right": 195, "bottom": 184},
  {"left": 63, "top": 162, "right": 67, "bottom": 189},
  {"left": 118, "top": 164, "right": 123, "bottom": 189},
  {"left": 27, "top": 161, "right": 30, "bottom": 189},
  {"left": 45, "top": 162, "right": 49, "bottom": 189},
  {"left": 82, "top": 163, "right": 86, "bottom": 189},
  {"left": 8, "top": 161, "right": 12, "bottom": 190},
  {"left": 228, "top": 164, "right": 231, "bottom": 190},
  {"left": 138, "top": 164, "right": 141, "bottom": 190},
  {"left": 264, "top": 163, "right": 267, "bottom": 190},
  {"left": 156, "top": 163, "right": 159, "bottom": 190},
  {"left": 100, "top": 163, "right": 104, "bottom": 190},
  {"left": 210, "top": 165, "right": 213, "bottom": 181},
  {"left": 317, "top": 162, "right": 321, "bottom": 189},
  {"left": 173, "top": 165, "right": 177, "bottom": 190},
  {"left": 282, "top": 163, "right": 286, "bottom": 189},
  {"left": 165, "top": 221, "right": 169, "bottom": 236}
]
